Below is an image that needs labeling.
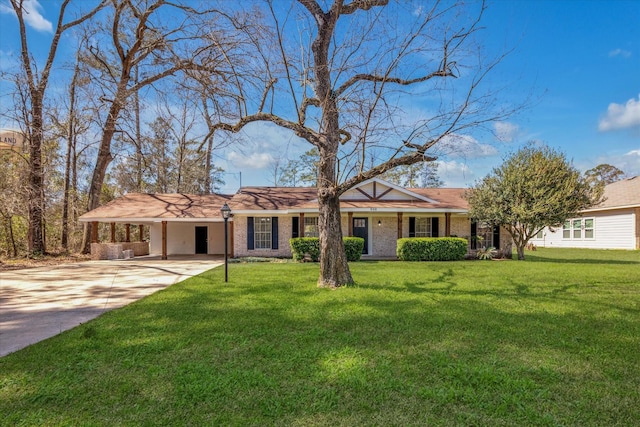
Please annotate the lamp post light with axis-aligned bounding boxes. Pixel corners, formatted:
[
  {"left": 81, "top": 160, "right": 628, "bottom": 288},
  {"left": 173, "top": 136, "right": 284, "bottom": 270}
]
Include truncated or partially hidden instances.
[{"left": 220, "top": 203, "right": 232, "bottom": 282}]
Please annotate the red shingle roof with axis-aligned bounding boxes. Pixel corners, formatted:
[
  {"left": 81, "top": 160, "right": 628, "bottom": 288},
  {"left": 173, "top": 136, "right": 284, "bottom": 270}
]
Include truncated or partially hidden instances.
[
  {"left": 79, "top": 193, "right": 232, "bottom": 221},
  {"left": 79, "top": 181, "right": 470, "bottom": 221}
]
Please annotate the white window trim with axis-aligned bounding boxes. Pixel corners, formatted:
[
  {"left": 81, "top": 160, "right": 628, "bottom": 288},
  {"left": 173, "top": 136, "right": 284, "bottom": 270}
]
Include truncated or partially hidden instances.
[
  {"left": 254, "top": 217, "right": 272, "bottom": 249},
  {"left": 562, "top": 217, "right": 595, "bottom": 240}
]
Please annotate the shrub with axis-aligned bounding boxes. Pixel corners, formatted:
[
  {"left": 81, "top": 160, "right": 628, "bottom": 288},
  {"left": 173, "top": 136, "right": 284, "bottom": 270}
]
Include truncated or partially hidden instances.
[
  {"left": 343, "top": 237, "right": 365, "bottom": 262},
  {"left": 289, "top": 237, "right": 365, "bottom": 262},
  {"left": 289, "top": 237, "right": 320, "bottom": 262},
  {"left": 396, "top": 237, "right": 468, "bottom": 261}
]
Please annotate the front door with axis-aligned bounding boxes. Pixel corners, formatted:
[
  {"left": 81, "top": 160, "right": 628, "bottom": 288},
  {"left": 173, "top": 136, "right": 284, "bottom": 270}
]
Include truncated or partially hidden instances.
[
  {"left": 353, "top": 217, "right": 369, "bottom": 254},
  {"left": 195, "top": 226, "right": 208, "bottom": 254}
]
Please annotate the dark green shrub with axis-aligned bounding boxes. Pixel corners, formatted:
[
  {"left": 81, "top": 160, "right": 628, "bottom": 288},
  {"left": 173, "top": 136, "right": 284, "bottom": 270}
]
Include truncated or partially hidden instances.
[
  {"left": 343, "top": 237, "right": 365, "bottom": 262},
  {"left": 396, "top": 237, "right": 468, "bottom": 261},
  {"left": 290, "top": 237, "right": 365, "bottom": 262},
  {"left": 289, "top": 237, "right": 320, "bottom": 261}
]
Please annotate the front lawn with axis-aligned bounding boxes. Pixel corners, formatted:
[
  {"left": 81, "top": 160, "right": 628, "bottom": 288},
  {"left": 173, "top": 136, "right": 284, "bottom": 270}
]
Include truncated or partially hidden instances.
[{"left": 1, "top": 248, "right": 639, "bottom": 426}]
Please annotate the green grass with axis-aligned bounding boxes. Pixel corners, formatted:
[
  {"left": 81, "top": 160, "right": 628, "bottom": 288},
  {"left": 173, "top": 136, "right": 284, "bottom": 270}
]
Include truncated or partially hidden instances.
[{"left": 1, "top": 248, "right": 639, "bottom": 426}]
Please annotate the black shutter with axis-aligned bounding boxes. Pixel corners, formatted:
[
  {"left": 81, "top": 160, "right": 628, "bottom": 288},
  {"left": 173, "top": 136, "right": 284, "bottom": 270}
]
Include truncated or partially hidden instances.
[
  {"left": 493, "top": 225, "right": 500, "bottom": 249},
  {"left": 272, "top": 217, "right": 279, "bottom": 249},
  {"left": 292, "top": 217, "right": 299, "bottom": 238},
  {"left": 470, "top": 221, "right": 477, "bottom": 249},
  {"left": 409, "top": 217, "right": 416, "bottom": 237},
  {"left": 247, "top": 217, "right": 254, "bottom": 250},
  {"left": 431, "top": 217, "right": 439, "bottom": 237}
]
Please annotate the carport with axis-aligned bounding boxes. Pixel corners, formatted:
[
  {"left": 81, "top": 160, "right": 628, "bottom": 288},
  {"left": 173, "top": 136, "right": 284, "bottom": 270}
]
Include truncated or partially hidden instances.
[{"left": 79, "top": 193, "right": 234, "bottom": 260}]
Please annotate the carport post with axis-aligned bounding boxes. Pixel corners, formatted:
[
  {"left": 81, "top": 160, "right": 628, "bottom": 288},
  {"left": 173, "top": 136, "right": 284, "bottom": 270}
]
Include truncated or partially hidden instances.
[
  {"left": 91, "top": 222, "right": 99, "bottom": 243},
  {"left": 221, "top": 203, "right": 232, "bottom": 282},
  {"left": 125, "top": 224, "right": 130, "bottom": 242},
  {"left": 161, "top": 221, "right": 167, "bottom": 260}
]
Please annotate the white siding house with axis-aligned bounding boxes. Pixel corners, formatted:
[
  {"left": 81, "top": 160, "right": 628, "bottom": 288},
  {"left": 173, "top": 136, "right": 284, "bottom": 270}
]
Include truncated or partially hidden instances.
[{"left": 531, "top": 176, "right": 640, "bottom": 250}]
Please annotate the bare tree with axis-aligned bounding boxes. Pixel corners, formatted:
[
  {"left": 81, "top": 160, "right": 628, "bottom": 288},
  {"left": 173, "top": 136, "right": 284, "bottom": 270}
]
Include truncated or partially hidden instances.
[
  {"left": 9, "top": 0, "right": 106, "bottom": 254},
  {"left": 213, "top": 0, "right": 516, "bottom": 287},
  {"left": 47, "top": 48, "right": 94, "bottom": 251},
  {"left": 80, "top": 0, "right": 233, "bottom": 252}
]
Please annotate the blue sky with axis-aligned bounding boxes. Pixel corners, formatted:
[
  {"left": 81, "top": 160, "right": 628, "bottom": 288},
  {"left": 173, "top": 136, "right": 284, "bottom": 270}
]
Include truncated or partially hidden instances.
[{"left": 1, "top": 0, "right": 639, "bottom": 192}]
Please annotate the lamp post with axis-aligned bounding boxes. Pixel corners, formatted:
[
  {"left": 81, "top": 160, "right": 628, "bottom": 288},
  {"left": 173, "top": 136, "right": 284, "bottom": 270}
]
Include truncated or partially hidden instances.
[{"left": 220, "top": 203, "right": 232, "bottom": 282}]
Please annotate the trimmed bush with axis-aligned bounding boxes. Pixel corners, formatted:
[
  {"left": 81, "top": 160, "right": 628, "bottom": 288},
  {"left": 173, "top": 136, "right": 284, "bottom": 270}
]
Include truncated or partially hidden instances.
[
  {"left": 396, "top": 237, "right": 468, "bottom": 261},
  {"left": 289, "top": 237, "right": 320, "bottom": 262},
  {"left": 343, "top": 237, "right": 365, "bottom": 262},
  {"left": 289, "top": 237, "right": 365, "bottom": 262}
]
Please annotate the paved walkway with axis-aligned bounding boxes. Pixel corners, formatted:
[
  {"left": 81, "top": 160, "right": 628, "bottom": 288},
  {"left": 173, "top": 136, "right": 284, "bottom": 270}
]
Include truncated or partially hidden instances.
[{"left": 0, "top": 257, "right": 222, "bottom": 357}]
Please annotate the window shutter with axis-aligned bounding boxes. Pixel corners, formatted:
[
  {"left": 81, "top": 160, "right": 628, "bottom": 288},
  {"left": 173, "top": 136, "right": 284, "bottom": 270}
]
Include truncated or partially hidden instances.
[
  {"left": 409, "top": 217, "right": 416, "bottom": 237},
  {"left": 271, "top": 217, "right": 279, "bottom": 249},
  {"left": 292, "top": 217, "right": 299, "bottom": 238},
  {"left": 431, "top": 217, "right": 439, "bottom": 237},
  {"left": 470, "top": 221, "right": 477, "bottom": 250},
  {"left": 247, "top": 217, "right": 254, "bottom": 250},
  {"left": 493, "top": 225, "right": 500, "bottom": 249}
]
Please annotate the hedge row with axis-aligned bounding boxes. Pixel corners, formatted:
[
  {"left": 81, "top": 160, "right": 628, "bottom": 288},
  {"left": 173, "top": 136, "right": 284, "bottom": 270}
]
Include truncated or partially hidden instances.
[
  {"left": 396, "top": 237, "right": 467, "bottom": 261},
  {"left": 289, "top": 237, "right": 364, "bottom": 262}
]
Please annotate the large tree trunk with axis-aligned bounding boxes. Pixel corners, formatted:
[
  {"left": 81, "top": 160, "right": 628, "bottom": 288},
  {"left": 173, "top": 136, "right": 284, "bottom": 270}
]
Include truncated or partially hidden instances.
[
  {"left": 317, "top": 188, "right": 354, "bottom": 287},
  {"left": 81, "top": 102, "right": 121, "bottom": 253},
  {"left": 28, "top": 97, "right": 45, "bottom": 255},
  {"left": 61, "top": 62, "right": 78, "bottom": 251}
]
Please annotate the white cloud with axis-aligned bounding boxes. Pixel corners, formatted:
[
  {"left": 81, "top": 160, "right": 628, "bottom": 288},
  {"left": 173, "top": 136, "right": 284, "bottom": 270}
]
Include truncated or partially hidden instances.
[
  {"left": 21, "top": 0, "right": 52, "bottom": 32},
  {"left": 0, "top": 0, "right": 52, "bottom": 33},
  {"left": 227, "top": 151, "right": 274, "bottom": 170},
  {"left": 432, "top": 134, "right": 498, "bottom": 159},
  {"left": 493, "top": 121, "right": 519, "bottom": 143},
  {"left": 609, "top": 48, "right": 632, "bottom": 58},
  {"left": 598, "top": 95, "right": 640, "bottom": 131},
  {"left": 436, "top": 160, "right": 480, "bottom": 188}
]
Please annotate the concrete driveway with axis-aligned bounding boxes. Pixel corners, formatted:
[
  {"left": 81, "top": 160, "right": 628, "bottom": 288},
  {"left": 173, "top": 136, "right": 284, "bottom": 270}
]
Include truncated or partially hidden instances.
[{"left": 0, "top": 257, "right": 222, "bottom": 357}]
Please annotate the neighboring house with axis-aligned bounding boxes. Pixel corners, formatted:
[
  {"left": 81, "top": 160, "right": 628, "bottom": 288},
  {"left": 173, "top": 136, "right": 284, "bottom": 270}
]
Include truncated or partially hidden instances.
[
  {"left": 79, "top": 178, "right": 510, "bottom": 259},
  {"left": 530, "top": 176, "right": 640, "bottom": 250}
]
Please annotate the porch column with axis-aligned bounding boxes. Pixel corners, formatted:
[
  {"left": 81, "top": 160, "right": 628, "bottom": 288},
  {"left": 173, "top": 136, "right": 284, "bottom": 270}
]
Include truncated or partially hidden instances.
[
  {"left": 161, "top": 221, "right": 167, "bottom": 260},
  {"left": 229, "top": 222, "right": 235, "bottom": 257},
  {"left": 299, "top": 213, "right": 305, "bottom": 237},
  {"left": 397, "top": 212, "right": 403, "bottom": 239},
  {"left": 125, "top": 224, "right": 131, "bottom": 242},
  {"left": 110, "top": 222, "right": 116, "bottom": 243},
  {"left": 348, "top": 212, "right": 353, "bottom": 236},
  {"left": 445, "top": 213, "right": 451, "bottom": 237},
  {"left": 138, "top": 224, "right": 144, "bottom": 242},
  {"left": 91, "top": 221, "right": 99, "bottom": 243}
]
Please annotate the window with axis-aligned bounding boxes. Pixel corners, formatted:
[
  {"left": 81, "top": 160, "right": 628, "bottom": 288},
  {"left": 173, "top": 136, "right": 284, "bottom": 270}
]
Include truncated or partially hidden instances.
[
  {"left": 476, "top": 222, "right": 494, "bottom": 248},
  {"left": 563, "top": 218, "right": 595, "bottom": 240},
  {"left": 415, "top": 218, "right": 432, "bottom": 237},
  {"left": 572, "top": 219, "right": 582, "bottom": 239},
  {"left": 254, "top": 217, "right": 272, "bottom": 249},
  {"left": 535, "top": 230, "right": 544, "bottom": 239},
  {"left": 304, "top": 217, "right": 319, "bottom": 237},
  {"left": 584, "top": 218, "right": 594, "bottom": 238},
  {"left": 409, "top": 217, "right": 439, "bottom": 238}
]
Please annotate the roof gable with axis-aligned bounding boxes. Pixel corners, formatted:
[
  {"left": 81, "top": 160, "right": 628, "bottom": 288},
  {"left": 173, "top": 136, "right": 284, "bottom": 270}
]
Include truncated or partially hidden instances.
[{"left": 340, "top": 178, "right": 439, "bottom": 203}]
